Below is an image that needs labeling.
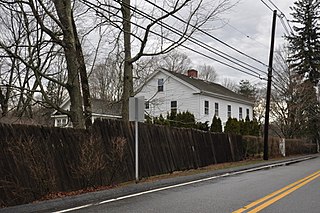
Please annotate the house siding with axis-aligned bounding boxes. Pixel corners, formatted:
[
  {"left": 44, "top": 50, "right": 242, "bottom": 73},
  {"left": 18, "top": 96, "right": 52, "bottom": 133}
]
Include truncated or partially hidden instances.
[
  {"left": 136, "top": 70, "right": 253, "bottom": 127},
  {"left": 138, "top": 72, "right": 200, "bottom": 118},
  {"left": 198, "top": 95, "right": 253, "bottom": 125}
]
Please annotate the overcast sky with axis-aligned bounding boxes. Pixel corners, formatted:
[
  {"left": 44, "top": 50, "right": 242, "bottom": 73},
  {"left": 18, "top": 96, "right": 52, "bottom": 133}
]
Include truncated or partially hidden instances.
[{"left": 181, "top": 0, "right": 295, "bottom": 85}]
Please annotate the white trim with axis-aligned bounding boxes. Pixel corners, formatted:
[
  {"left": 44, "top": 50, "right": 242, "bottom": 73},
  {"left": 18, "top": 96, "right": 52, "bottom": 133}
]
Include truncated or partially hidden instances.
[
  {"left": 92, "top": 113, "right": 122, "bottom": 119},
  {"left": 51, "top": 114, "right": 68, "bottom": 118},
  {"left": 51, "top": 99, "right": 70, "bottom": 115},
  {"left": 201, "top": 91, "right": 254, "bottom": 106},
  {"left": 51, "top": 114, "right": 122, "bottom": 119}
]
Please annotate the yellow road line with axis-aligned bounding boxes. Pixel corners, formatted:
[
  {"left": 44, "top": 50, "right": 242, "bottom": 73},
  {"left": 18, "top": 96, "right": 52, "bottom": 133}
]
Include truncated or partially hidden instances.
[
  {"left": 247, "top": 172, "right": 320, "bottom": 213},
  {"left": 233, "top": 170, "right": 320, "bottom": 213}
]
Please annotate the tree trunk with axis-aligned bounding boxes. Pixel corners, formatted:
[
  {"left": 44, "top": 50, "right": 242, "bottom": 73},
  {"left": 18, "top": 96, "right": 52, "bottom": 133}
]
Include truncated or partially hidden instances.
[
  {"left": 53, "top": 0, "right": 85, "bottom": 128},
  {"left": 72, "top": 14, "right": 92, "bottom": 129},
  {"left": 0, "top": 87, "right": 7, "bottom": 117},
  {"left": 121, "top": 0, "right": 134, "bottom": 121}
]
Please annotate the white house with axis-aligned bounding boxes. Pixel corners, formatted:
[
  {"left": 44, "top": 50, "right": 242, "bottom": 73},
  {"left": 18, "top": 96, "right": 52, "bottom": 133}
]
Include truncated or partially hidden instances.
[
  {"left": 135, "top": 69, "right": 254, "bottom": 126},
  {"left": 51, "top": 98, "right": 122, "bottom": 127}
]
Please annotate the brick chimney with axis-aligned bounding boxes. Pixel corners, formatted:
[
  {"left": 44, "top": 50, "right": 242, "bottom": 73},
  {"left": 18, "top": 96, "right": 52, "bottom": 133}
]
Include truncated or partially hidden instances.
[{"left": 187, "top": 69, "right": 198, "bottom": 78}]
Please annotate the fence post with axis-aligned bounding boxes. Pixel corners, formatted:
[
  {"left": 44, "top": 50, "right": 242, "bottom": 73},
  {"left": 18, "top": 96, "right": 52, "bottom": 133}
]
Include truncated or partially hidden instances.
[{"left": 279, "top": 138, "right": 285, "bottom": 157}]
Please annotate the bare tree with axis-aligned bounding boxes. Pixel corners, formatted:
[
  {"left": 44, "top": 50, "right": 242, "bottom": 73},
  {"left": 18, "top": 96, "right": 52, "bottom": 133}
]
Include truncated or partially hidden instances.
[
  {"left": 0, "top": 0, "right": 92, "bottom": 128},
  {"left": 157, "top": 50, "right": 192, "bottom": 73},
  {"left": 271, "top": 47, "right": 319, "bottom": 139},
  {"left": 134, "top": 50, "right": 195, "bottom": 88},
  {"left": 197, "top": 64, "right": 217, "bottom": 82},
  {"left": 89, "top": 58, "right": 123, "bottom": 101},
  {"left": 0, "top": 2, "right": 42, "bottom": 118},
  {"left": 221, "top": 78, "right": 237, "bottom": 92},
  {"left": 134, "top": 56, "right": 158, "bottom": 89}
]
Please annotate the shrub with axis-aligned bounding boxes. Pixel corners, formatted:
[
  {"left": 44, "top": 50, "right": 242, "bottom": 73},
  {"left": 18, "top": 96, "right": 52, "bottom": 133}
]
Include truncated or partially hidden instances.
[
  {"left": 71, "top": 136, "right": 107, "bottom": 187},
  {"left": 210, "top": 115, "right": 222, "bottom": 132},
  {"left": 106, "top": 137, "right": 128, "bottom": 184},
  {"left": 224, "top": 117, "right": 240, "bottom": 134}
]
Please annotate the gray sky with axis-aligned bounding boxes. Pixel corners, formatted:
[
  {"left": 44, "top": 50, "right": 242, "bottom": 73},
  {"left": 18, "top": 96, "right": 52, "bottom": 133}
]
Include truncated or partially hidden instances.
[{"left": 181, "top": 0, "right": 294, "bottom": 85}]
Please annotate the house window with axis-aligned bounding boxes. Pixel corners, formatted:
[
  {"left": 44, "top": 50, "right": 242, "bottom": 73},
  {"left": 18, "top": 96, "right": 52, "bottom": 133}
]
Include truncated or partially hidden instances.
[
  {"left": 215, "top": 103, "right": 219, "bottom": 117},
  {"left": 227, "top": 105, "right": 232, "bottom": 118},
  {"left": 62, "top": 118, "right": 67, "bottom": 125},
  {"left": 158, "top": 78, "right": 164, "bottom": 92},
  {"left": 204, "top": 100, "right": 209, "bottom": 115},
  {"left": 56, "top": 119, "right": 62, "bottom": 127},
  {"left": 246, "top": 108, "right": 250, "bottom": 118},
  {"left": 56, "top": 118, "right": 68, "bottom": 127},
  {"left": 239, "top": 107, "right": 243, "bottom": 120},
  {"left": 171, "top": 101, "right": 177, "bottom": 114},
  {"left": 145, "top": 101, "right": 150, "bottom": 109}
]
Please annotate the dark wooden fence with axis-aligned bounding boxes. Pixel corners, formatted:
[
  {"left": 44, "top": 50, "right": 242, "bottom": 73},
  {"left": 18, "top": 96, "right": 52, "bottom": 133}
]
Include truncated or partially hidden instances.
[
  {"left": 92, "top": 120, "right": 243, "bottom": 179},
  {"left": 242, "top": 135, "right": 317, "bottom": 157},
  {"left": 0, "top": 120, "right": 243, "bottom": 206},
  {"left": 0, "top": 119, "right": 316, "bottom": 207}
]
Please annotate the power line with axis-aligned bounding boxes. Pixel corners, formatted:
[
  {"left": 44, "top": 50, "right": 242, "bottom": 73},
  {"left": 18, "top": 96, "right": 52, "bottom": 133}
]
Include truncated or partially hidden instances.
[
  {"left": 85, "top": 0, "right": 267, "bottom": 80},
  {"left": 144, "top": 0, "right": 269, "bottom": 68},
  {"left": 277, "top": 13, "right": 293, "bottom": 35},
  {"left": 283, "top": 16, "right": 294, "bottom": 34},
  {"left": 221, "top": 20, "right": 269, "bottom": 49},
  {"left": 122, "top": 1, "right": 267, "bottom": 76},
  {"left": 266, "top": 0, "right": 282, "bottom": 13},
  {"left": 260, "top": 0, "right": 273, "bottom": 12},
  {"left": 263, "top": 0, "right": 293, "bottom": 34},
  {"left": 279, "top": 17, "right": 291, "bottom": 36}
]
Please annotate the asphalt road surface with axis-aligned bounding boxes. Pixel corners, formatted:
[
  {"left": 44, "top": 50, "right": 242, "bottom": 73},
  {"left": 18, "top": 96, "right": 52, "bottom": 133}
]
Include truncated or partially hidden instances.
[{"left": 53, "top": 156, "right": 320, "bottom": 213}]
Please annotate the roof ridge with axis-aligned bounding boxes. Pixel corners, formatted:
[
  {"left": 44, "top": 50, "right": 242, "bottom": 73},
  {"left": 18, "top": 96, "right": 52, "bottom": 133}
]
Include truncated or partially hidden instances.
[
  {"left": 166, "top": 70, "right": 227, "bottom": 89},
  {"left": 163, "top": 70, "right": 252, "bottom": 104}
]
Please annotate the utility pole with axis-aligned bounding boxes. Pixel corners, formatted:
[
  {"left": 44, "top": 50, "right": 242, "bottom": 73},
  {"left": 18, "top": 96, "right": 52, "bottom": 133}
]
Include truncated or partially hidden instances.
[{"left": 264, "top": 10, "right": 277, "bottom": 161}]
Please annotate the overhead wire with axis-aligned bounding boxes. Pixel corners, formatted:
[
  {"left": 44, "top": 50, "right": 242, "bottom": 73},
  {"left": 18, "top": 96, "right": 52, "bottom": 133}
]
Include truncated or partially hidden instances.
[
  {"left": 143, "top": 0, "right": 269, "bottom": 68},
  {"left": 266, "top": 0, "right": 294, "bottom": 34},
  {"left": 259, "top": 0, "right": 294, "bottom": 97},
  {"left": 221, "top": 20, "right": 269, "bottom": 49},
  {"left": 261, "top": 0, "right": 293, "bottom": 36},
  {"left": 266, "top": 0, "right": 283, "bottom": 14},
  {"left": 120, "top": 1, "right": 267, "bottom": 77},
  {"left": 260, "top": 0, "right": 273, "bottom": 12},
  {"left": 94, "top": 0, "right": 268, "bottom": 80},
  {"left": 279, "top": 18, "right": 291, "bottom": 36}
]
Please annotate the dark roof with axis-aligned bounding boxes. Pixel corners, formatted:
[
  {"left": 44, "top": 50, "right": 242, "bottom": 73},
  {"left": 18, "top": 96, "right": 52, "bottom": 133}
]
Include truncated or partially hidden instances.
[
  {"left": 91, "top": 99, "right": 121, "bottom": 115},
  {"left": 53, "top": 99, "right": 121, "bottom": 116},
  {"left": 166, "top": 70, "right": 252, "bottom": 103}
]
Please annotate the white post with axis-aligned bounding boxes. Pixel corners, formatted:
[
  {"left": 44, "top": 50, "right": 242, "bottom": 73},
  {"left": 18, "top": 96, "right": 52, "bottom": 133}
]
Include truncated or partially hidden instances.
[
  {"left": 279, "top": 138, "right": 285, "bottom": 157},
  {"left": 129, "top": 96, "right": 144, "bottom": 183},
  {"left": 135, "top": 120, "right": 139, "bottom": 182}
]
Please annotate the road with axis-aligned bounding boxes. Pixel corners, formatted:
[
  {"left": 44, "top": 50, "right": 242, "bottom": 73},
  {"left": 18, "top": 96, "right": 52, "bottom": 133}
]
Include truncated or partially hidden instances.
[{"left": 53, "top": 156, "right": 320, "bottom": 213}]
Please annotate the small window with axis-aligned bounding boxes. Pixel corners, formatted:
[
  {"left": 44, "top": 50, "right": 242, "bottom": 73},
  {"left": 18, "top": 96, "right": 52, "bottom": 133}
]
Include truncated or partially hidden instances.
[
  {"left": 57, "top": 119, "right": 62, "bottom": 127},
  {"left": 145, "top": 101, "right": 150, "bottom": 109},
  {"left": 215, "top": 103, "right": 219, "bottom": 117},
  {"left": 158, "top": 79, "right": 164, "bottom": 92},
  {"left": 227, "top": 105, "right": 232, "bottom": 118},
  {"left": 56, "top": 118, "right": 70, "bottom": 127},
  {"left": 239, "top": 107, "right": 243, "bottom": 120},
  {"left": 171, "top": 101, "right": 177, "bottom": 114},
  {"left": 246, "top": 108, "right": 250, "bottom": 118},
  {"left": 204, "top": 100, "right": 209, "bottom": 115},
  {"left": 62, "top": 118, "right": 67, "bottom": 125}
]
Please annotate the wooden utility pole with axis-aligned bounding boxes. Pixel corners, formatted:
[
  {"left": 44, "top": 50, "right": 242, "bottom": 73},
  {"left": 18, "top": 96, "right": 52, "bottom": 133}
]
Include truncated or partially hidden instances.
[{"left": 264, "top": 10, "right": 277, "bottom": 160}]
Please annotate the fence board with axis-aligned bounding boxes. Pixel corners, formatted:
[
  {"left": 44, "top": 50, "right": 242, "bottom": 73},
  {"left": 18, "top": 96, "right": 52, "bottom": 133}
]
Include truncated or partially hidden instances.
[{"left": 0, "top": 120, "right": 250, "bottom": 207}]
